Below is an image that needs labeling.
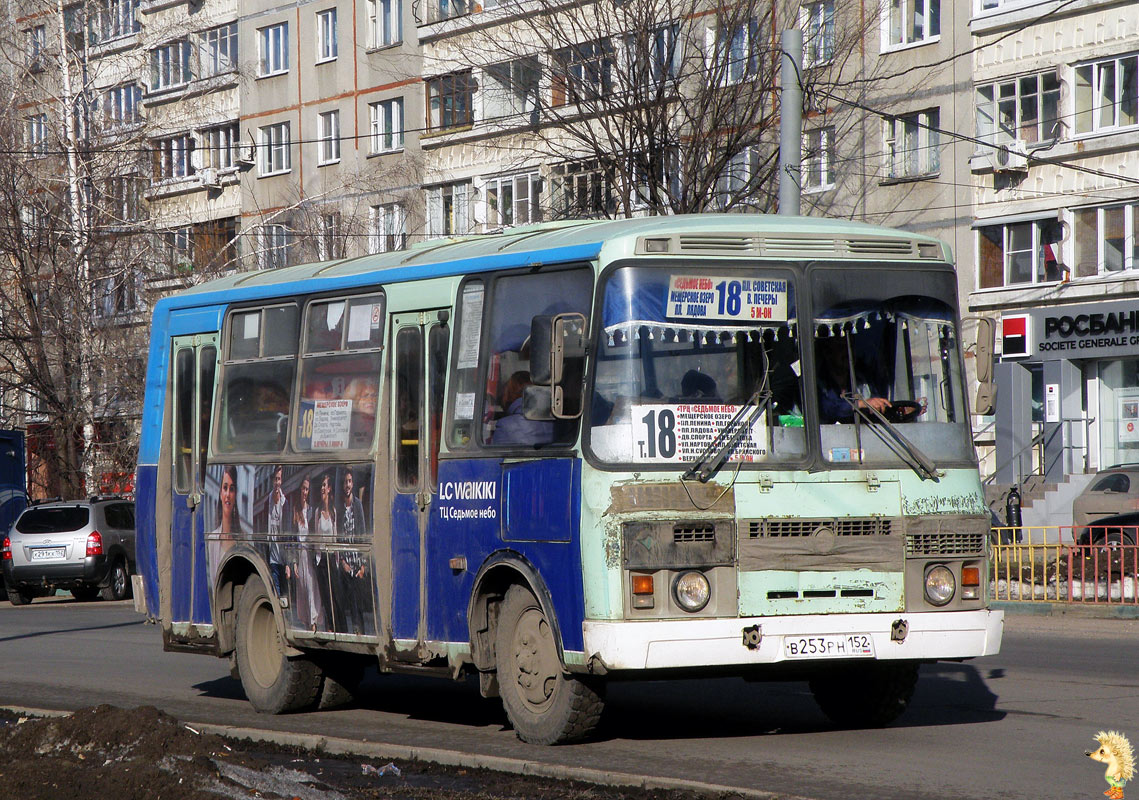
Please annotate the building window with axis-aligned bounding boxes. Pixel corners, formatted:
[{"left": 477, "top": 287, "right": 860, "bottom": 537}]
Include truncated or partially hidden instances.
[
  {"left": 485, "top": 172, "right": 542, "bottom": 228},
  {"left": 552, "top": 39, "right": 614, "bottom": 104},
  {"left": 318, "top": 212, "right": 343, "bottom": 260},
  {"left": 712, "top": 19, "right": 759, "bottom": 86},
  {"left": 153, "top": 134, "right": 194, "bottom": 180},
  {"left": 884, "top": 0, "right": 939, "bottom": 48},
  {"left": 427, "top": 72, "right": 474, "bottom": 132},
  {"left": 714, "top": 147, "right": 760, "bottom": 208},
  {"left": 369, "top": 203, "right": 407, "bottom": 252},
  {"left": 628, "top": 23, "right": 679, "bottom": 86},
  {"left": 27, "top": 25, "right": 45, "bottom": 70},
  {"left": 803, "top": 128, "right": 835, "bottom": 191},
  {"left": 429, "top": 0, "right": 470, "bottom": 24},
  {"left": 151, "top": 40, "right": 192, "bottom": 90},
  {"left": 259, "top": 122, "right": 291, "bottom": 174},
  {"left": 258, "top": 23, "right": 289, "bottom": 76},
  {"left": 977, "top": 218, "right": 1063, "bottom": 288},
  {"left": 977, "top": 71, "right": 1061, "bottom": 146},
  {"left": 104, "top": 84, "right": 142, "bottom": 127},
  {"left": 426, "top": 182, "right": 470, "bottom": 238},
  {"left": 200, "top": 23, "right": 238, "bottom": 77},
  {"left": 550, "top": 160, "right": 615, "bottom": 218},
  {"left": 96, "top": 0, "right": 140, "bottom": 42},
  {"left": 258, "top": 224, "right": 293, "bottom": 269},
  {"left": 1075, "top": 54, "right": 1139, "bottom": 135},
  {"left": 317, "top": 110, "right": 340, "bottom": 164},
  {"left": 884, "top": 109, "right": 940, "bottom": 179},
  {"left": 316, "top": 9, "right": 337, "bottom": 62},
  {"left": 369, "top": 98, "right": 404, "bottom": 152},
  {"left": 802, "top": 1, "right": 835, "bottom": 67},
  {"left": 201, "top": 123, "right": 238, "bottom": 169},
  {"left": 106, "top": 175, "right": 142, "bottom": 223},
  {"left": 367, "top": 0, "right": 402, "bottom": 47},
  {"left": 95, "top": 270, "right": 140, "bottom": 320},
  {"left": 483, "top": 58, "right": 540, "bottom": 119},
  {"left": 26, "top": 114, "right": 48, "bottom": 157},
  {"left": 1072, "top": 205, "right": 1139, "bottom": 277}
]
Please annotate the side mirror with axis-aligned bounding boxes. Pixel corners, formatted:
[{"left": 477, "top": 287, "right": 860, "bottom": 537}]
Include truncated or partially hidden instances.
[
  {"left": 973, "top": 317, "right": 996, "bottom": 416},
  {"left": 521, "top": 384, "right": 553, "bottom": 420},
  {"left": 526, "top": 312, "right": 587, "bottom": 418}
]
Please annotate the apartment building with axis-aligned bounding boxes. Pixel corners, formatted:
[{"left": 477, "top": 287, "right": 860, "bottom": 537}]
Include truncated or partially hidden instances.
[{"left": 967, "top": 0, "right": 1139, "bottom": 485}]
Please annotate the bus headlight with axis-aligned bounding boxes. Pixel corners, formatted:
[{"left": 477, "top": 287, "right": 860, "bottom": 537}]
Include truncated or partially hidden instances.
[
  {"left": 924, "top": 565, "right": 955, "bottom": 606},
  {"left": 673, "top": 571, "right": 711, "bottom": 612}
]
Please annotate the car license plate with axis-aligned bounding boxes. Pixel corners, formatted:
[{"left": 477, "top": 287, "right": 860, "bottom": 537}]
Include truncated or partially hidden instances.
[
  {"left": 30, "top": 547, "right": 65, "bottom": 561},
  {"left": 784, "top": 633, "right": 875, "bottom": 659}
]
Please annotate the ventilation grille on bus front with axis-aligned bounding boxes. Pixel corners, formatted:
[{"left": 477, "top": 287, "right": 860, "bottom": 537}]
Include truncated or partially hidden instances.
[
  {"left": 673, "top": 235, "right": 935, "bottom": 260},
  {"left": 673, "top": 522, "right": 717, "bottom": 543},
  {"left": 906, "top": 532, "right": 986, "bottom": 557},
  {"left": 744, "top": 517, "right": 893, "bottom": 538}
]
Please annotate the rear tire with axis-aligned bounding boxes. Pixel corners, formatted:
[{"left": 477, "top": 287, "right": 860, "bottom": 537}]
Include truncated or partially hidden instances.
[
  {"left": 71, "top": 586, "right": 101, "bottom": 602},
  {"left": 809, "top": 661, "right": 919, "bottom": 728},
  {"left": 100, "top": 560, "right": 131, "bottom": 602},
  {"left": 316, "top": 660, "right": 365, "bottom": 710},
  {"left": 6, "top": 585, "right": 34, "bottom": 606},
  {"left": 495, "top": 584, "right": 604, "bottom": 745},
  {"left": 235, "top": 575, "right": 321, "bottom": 714}
]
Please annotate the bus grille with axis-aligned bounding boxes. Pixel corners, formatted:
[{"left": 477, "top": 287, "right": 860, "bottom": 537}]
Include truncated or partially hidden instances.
[
  {"left": 673, "top": 522, "right": 716, "bottom": 543},
  {"left": 673, "top": 234, "right": 935, "bottom": 260},
  {"left": 906, "top": 532, "right": 985, "bottom": 557},
  {"left": 744, "top": 517, "right": 892, "bottom": 537}
]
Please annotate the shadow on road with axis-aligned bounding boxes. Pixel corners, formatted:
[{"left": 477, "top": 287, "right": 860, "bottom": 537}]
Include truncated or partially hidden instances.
[{"left": 0, "top": 619, "right": 143, "bottom": 645}]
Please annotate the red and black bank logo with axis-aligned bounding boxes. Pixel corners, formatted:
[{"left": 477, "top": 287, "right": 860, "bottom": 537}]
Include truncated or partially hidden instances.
[{"left": 1001, "top": 315, "right": 1031, "bottom": 358}]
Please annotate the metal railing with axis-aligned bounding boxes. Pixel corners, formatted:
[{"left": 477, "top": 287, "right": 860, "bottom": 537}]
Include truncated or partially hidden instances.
[{"left": 991, "top": 525, "right": 1139, "bottom": 605}]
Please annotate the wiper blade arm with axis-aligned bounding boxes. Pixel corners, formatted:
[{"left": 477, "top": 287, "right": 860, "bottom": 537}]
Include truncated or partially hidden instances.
[
  {"left": 682, "top": 390, "right": 772, "bottom": 483},
  {"left": 841, "top": 391, "right": 939, "bottom": 482}
]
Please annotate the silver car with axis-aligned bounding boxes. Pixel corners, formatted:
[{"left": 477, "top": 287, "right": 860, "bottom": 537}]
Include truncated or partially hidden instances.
[{"left": 2, "top": 497, "right": 135, "bottom": 605}]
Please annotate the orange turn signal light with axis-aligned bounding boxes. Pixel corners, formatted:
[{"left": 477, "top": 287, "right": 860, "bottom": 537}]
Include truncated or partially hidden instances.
[
  {"left": 632, "top": 574, "right": 655, "bottom": 595},
  {"left": 961, "top": 566, "right": 980, "bottom": 587}
]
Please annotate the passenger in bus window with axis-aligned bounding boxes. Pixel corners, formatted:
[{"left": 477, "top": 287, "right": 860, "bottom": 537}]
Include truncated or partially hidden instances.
[
  {"left": 345, "top": 377, "right": 378, "bottom": 447},
  {"left": 679, "top": 370, "right": 719, "bottom": 401},
  {"left": 492, "top": 371, "right": 554, "bottom": 446},
  {"left": 816, "top": 334, "right": 891, "bottom": 424},
  {"left": 207, "top": 465, "right": 239, "bottom": 574}
]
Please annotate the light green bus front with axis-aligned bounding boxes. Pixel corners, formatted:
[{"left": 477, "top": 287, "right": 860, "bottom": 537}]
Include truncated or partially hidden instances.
[{"left": 571, "top": 230, "right": 1002, "bottom": 724}]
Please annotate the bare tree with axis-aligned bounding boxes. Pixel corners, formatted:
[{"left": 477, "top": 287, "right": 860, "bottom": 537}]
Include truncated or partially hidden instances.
[{"left": 426, "top": 0, "right": 872, "bottom": 218}]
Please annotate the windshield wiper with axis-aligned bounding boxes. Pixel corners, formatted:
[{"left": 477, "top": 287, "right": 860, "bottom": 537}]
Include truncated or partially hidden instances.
[
  {"left": 841, "top": 391, "right": 939, "bottom": 482},
  {"left": 682, "top": 389, "right": 772, "bottom": 483}
]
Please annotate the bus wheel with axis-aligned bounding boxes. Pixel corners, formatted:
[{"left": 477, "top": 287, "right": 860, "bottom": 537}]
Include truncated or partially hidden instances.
[
  {"left": 495, "top": 584, "right": 604, "bottom": 745},
  {"left": 809, "top": 661, "right": 919, "bottom": 728},
  {"left": 235, "top": 575, "right": 321, "bottom": 714}
]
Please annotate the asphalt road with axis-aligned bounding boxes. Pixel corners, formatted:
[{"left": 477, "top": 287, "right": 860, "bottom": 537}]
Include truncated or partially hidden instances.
[{"left": 0, "top": 598, "right": 1134, "bottom": 800}]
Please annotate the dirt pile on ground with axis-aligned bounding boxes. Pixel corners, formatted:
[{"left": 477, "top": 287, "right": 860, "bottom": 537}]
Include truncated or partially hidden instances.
[{"left": 0, "top": 706, "right": 705, "bottom": 800}]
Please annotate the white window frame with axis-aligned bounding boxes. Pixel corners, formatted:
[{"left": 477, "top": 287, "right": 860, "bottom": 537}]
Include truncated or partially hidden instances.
[
  {"left": 976, "top": 71, "right": 1061, "bottom": 146},
  {"left": 369, "top": 202, "right": 407, "bottom": 253},
  {"left": 1075, "top": 54, "right": 1139, "bottom": 136},
  {"left": 976, "top": 218, "right": 1064, "bottom": 288},
  {"left": 484, "top": 171, "right": 542, "bottom": 229},
  {"left": 258, "top": 22, "right": 289, "bottom": 77},
  {"left": 802, "top": 1, "right": 835, "bottom": 67},
  {"left": 27, "top": 114, "right": 48, "bottom": 157},
  {"left": 884, "top": 109, "right": 940, "bottom": 179},
  {"left": 483, "top": 58, "right": 541, "bottom": 120},
  {"left": 27, "top": 25, "right": 45, "bottom": 68},
  {"left": 151, "top": 40, "right": 192, "bottom": 90},
  {"left": 550, "top": 160, "right": 614, "bottom": 219},
  {"left": 426, "top": 182, "right": 471, "bottom": 238},
  {"left": 259, "top": 224, "right": 293, "bottom": 269},
  {"left": 318, "top": 212, "right": 343, "bottom": 260},
  {"left": 711, "top": 18, "right": 759, "bottom": 86},
  {"left": 714, "top": 147, "right": 761, "bottom": 208},
  {"left": 200, "top": 23, "right": 238, "bottom": 77},
  {"left": 201, "top": 123, "right": 238, "bottom": 170},
  {"left": 259, "top": 122, "right": 291, "bottom": 175},
  {"left": 1072, "top": 204, "right": 1139, "bottom": 277},
  {"left": 882, "top": 0, "right": 939, "bottom": 51},
  {"left": 105, "top": 84, "right": 142, "bottom": 127},
  {"left": 369, "top": 98, "right": 404, "bottom": 153},
  {"left": 802, "top": 128, "right": 835, "bottom": 192},
  {"left": 154, "top": 134, "right": 194, "bottom": 180},
  {"left": 367, "top": 0, "right": 402, "bottom": 47},
  {"left": 316, "top": 8, "right": 338, "bottom": 62},
  {"left": 317, "top": 110, "right": 341, "bottom": 164}
]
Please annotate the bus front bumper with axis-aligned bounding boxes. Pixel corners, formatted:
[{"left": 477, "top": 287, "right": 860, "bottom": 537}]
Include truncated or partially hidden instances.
[{"left": 582, "top": 609, "right": 1004, "bottom": 671}]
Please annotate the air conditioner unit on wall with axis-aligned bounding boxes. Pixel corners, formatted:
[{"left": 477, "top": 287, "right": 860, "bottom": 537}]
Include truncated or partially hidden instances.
[{"left": 993, "top": 139, "right": 1029, "bottom": 172}]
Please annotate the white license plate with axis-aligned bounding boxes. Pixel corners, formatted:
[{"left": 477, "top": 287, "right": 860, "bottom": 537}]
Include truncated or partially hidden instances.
[
  {"left": 30, "top": 547, "right": 65, "bottom": 561},
  {"left": 784, "top": 633, "right": 875, "bottom": 659}
]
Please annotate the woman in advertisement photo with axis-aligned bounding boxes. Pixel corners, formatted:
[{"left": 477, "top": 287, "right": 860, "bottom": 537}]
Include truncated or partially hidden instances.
[
  {"left": 290, "top": 475, "right": 322, "bottom": 632},
  {"left": 311, "top": 470, "right": 337, "bottom": 632},
  {"left": 207, "top": 466, "right": 239, "bottom": 578}
]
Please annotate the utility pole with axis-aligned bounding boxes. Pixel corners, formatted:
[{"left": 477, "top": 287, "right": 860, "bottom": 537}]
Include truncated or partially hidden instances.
[{"left": 778, "top": 28, "right": 802, "bottom": 216}]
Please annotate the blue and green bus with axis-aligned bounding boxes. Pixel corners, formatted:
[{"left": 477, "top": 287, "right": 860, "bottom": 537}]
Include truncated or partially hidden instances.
[{"left": 136, "top": 214, "right": 1002, "bottom": 744}]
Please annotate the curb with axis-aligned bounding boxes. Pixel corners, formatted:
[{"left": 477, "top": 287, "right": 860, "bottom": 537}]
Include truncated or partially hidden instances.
[
  {"left": 3, "top": 705, "right": 812, "bottom": 800},
  {"left": 993, "top": 601, "right": 1139, "bottom": 619}
]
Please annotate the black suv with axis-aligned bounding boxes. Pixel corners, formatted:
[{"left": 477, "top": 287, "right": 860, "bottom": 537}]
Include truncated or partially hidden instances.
[{"left": 2, "top": 497, "right": 135, "bottom": 605}]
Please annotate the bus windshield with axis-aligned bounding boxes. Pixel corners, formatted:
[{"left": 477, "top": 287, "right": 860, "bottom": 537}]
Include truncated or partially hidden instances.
[
  {"left": 588, "top": 265, "right": 805, "bottom": 466},
  {"left": 812, "top": 268, "right": 973, "bottom": 467}
]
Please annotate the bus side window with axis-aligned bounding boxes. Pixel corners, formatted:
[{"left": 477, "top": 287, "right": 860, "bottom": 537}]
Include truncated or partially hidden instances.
[
  {"left": 395, "top": 327, "right": 422, "bottom": 491},
  {"left": 173, "top": 348, "right": 194, "bottom": 493}
]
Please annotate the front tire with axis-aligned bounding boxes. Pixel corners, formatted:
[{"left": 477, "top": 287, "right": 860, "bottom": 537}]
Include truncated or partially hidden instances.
[
  {"left": 100, "top": 560, "right": 130, "bottom": 601},
  {"left": 495, "top": 584, "right": 604, "bottom": 745},
  {"left": 809, "top": 661, "right": 919, "bottom": 728},
  {"left": 235, "top": 575, "right": 321, "bottom": 714},
  {"left": 6, "top": 585, "right": 34, "bottom": 606}
]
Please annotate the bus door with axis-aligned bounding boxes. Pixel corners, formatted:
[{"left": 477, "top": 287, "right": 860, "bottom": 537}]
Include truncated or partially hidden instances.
[
  {"left": 389, "top": 310, "right": 449, "bottom": 650},
  {"left": 169, "top": 334, "right": 218, "bottom": 626}
]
